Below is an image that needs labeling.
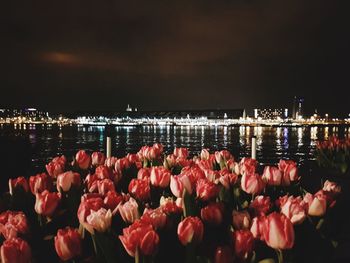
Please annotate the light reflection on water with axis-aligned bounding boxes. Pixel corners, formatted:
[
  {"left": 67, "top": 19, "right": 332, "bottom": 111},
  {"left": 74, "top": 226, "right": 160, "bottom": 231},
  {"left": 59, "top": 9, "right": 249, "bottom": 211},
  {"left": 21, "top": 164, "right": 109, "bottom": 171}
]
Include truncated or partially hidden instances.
[{"left": 1, "top": 124, "right": 349, "bottom": 172}]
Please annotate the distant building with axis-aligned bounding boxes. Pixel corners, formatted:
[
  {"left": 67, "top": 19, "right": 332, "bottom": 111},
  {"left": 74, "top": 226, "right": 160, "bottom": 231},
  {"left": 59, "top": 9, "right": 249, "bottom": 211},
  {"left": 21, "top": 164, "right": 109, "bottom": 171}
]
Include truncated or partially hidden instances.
[
  {"left": 117, "top": 109, "right": 244, "bottom": 120},
  {"left": 254, "top": 108, "right": 288, "bottom": 120},
  {"left": 0, "top": 108, "right": 49, "bottom": 119}
]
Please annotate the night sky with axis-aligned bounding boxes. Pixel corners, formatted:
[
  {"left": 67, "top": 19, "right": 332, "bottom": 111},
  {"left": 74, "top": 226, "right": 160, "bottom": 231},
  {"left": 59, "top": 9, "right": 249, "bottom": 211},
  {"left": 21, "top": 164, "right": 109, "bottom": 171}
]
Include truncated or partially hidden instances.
[{"left": 1, "top": 0, "right": 349, "bottom": 116}]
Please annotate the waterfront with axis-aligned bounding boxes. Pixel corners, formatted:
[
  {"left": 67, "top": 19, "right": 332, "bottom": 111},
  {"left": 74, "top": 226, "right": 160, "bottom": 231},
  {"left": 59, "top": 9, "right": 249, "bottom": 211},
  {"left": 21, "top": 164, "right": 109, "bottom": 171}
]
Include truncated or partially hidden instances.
[{"left": 1, "top": 123, "right": 349, "bottom": 176}]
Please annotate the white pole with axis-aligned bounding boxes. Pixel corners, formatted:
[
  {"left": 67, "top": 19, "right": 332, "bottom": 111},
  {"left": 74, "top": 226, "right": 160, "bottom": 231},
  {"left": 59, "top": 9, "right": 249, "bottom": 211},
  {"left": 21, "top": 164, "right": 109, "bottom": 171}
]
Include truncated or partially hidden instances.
[
  {"left": 251, "top": 136, "right": 256, "bottom": 159},
  {"left": 106, "top": 136, "right": 112, "bottom": 158}
]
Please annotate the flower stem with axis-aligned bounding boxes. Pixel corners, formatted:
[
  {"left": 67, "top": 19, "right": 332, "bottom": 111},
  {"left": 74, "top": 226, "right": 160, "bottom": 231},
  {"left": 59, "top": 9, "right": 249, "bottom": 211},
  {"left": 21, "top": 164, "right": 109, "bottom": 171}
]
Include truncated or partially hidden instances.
[
  {"left": 135, "top": 248, "right": 140, "bottom": 263},
  {"left": 276, "top": 249, "right": 283, "bottom": 263},
  {"left": 91, "top": 234, "right": 98, "bottom": 257}
]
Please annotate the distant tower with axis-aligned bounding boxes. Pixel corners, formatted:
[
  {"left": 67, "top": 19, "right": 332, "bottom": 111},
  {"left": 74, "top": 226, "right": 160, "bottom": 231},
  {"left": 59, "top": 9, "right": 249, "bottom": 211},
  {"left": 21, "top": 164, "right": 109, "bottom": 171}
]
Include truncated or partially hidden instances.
[
  {"left": 126, "top": 104, "right": 132, "bottom": 112},
  {"left": 254, "top": 109, "right": 258, "bottom": 119},
  {"left": 292, "top": 96, "right": 297, "bottom": 119},
  {"left": 243, "top": 109, "right": 246, "bottom": 119},
  {"left": 292, "top": 96, "right": 304, "bottom": 119},
  {"left": 297, "top": 98, "right": 304, "bottom": 118}
]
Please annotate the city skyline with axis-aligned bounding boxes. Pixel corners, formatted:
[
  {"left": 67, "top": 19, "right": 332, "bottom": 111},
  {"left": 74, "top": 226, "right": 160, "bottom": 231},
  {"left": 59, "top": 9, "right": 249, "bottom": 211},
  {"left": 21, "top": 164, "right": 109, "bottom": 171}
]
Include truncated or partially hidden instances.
[{"left": 1, "top": 0, "right": 349, "bottom": 116}]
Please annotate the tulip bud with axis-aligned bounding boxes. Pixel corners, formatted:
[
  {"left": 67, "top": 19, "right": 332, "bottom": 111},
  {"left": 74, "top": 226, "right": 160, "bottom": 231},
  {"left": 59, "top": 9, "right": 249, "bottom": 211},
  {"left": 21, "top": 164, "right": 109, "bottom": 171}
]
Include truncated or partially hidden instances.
[
  {"left": 8, "top": 177, "right": 29, "bottom": 195},
  {"left": 201, "top": 202, "right": 224, "bottom": 226},
  {"left": 241, "top": 172, "right": 265, "bottom": 195},
  {"left": 86, "top": 208, "right": 112, "bottom": 233},
  {"left": 1, "top": 238, "right": 31, "bottom": 263},
  {"left": 29, "top": 173, "right": 53, "bottom": 194},
  {"left": 56, "top": 171, "right": 81, "bottom": 192},
  {"left": 177, "top": 216, "right": 204, "bottom": 246},
  {"left": 117, "top": 197, "right": 140, "bottom": 224},
  {"left": 35, "top": 190, "right": 61, "bottom": 217},
  {"left": 262, "top": 212, "right": 294, "bottom": 249},
  {"left": 232, "top": 210, "right": 251, "bottom": 230},
  {"left": 54, "top": 227, "right": 82, "bottom": 261},
  {"left": 150, "top": 167, "right": 171, "bottom": 188},
  {"left": 119, "top": 220, "right": 159, "bottom": 257},
  {"left": 233, "top": 230, "right": 254, "bottom": 259},
  {"left": 196, "top": 179, "right": 220, "bottom": 201},
  {"left": 75, "top": 150, "right": 91, "bottom": 170},
  {"left": 91, "top": 152, "right": 106, "bottom": 166}
]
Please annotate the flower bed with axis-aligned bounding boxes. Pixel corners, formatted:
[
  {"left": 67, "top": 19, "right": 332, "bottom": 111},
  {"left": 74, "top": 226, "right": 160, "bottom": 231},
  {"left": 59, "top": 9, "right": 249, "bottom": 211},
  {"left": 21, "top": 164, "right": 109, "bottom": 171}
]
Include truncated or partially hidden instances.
[{"left": 0, "top": 144, "right": 343, "bottom": 263}]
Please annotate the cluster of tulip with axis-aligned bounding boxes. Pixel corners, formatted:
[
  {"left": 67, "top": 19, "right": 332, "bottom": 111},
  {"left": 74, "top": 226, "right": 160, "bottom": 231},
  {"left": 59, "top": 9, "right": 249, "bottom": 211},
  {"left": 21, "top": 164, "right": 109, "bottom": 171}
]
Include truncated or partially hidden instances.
[
  {"left": 316, "top": 136, "right": 350, "bottom": 174},
  {"left": 0, "top": 143, "right": 341, "bottom": 263}
]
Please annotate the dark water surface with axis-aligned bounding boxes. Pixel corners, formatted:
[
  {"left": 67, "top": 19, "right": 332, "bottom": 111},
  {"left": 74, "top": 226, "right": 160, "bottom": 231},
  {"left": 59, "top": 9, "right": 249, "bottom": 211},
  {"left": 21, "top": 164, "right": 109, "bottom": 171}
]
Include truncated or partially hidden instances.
[{"left": 1, "top": 123, "right": 349, "bottom": 177}]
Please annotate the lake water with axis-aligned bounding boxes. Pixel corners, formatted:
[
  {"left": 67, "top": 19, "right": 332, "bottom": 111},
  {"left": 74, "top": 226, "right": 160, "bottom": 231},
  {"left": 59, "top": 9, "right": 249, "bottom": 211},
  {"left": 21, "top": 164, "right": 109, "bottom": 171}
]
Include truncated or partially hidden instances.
[{"left": 1, "top": 123, "right": 349, "bottom": 178}]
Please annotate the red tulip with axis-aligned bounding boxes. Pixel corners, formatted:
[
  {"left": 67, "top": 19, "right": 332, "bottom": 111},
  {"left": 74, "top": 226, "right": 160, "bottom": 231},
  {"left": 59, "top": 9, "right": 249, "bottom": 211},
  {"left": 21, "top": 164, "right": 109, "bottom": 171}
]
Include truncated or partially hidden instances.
[
  {"left": 233, "top": 230, "right": 254, "bottom": 259},
  {"left": 54, "top": 227, "right": 82, "bottom": 261},
  {"left": 278, "top": 160, "right": 299, "bottom": 185},
  {"left": 56, "top": 171, "right": 81, "bottom": 192},
  {"left": 262, "top": 212, "right": 294, "bottom": 249},
  {"left": 115, "top": 157, "right": 131, "bottom": 172},
  {"left": 75, "top": 150, "right": 91, "bottom": 170},
  {"left": 103, "top": 191, "right": 123, "bottom": 211},
  {"left": 323, "top": 180, "right": 341, "bottom": 194},
  {"left": 0, "top": 237, "right": 31, "bottom": 263},
  {"left": 201, "top": 202, "right": 224, "bottom": 225},
  {"left": 137, "top": 145, "right": 162, "bottom": 161},
  {"left": 77, "top": 194, "right": 104, "bottom": 233},
  {"left": 249, "top": 195, "right": 271, "bottom": 216},
  {"left": 215, "top": 150, "right": 233, "bottom": 165},
  {"left": 239, "top": 157, "right": 257, "bottom": 176},
  {"left": 95, "top": 165, "right": 113, "bottom": 180},
  {"left": 128, "top": 179, "right": 150, "bottom": 201},
  {"left": 34, "top": 190, "right": 60, "bottom": 217},
  {"left": 196, "top": 179, "right": 220, "bottom": 201},
  {"left": 117, "top": 197, "right": 140, "bottom": 224},
  {"left": 150, "top": 167, "right": 171, "bottom": 188},
  {"left": 119, "top": 220, "right": 159, "bottom": 257},
  {"left": 177, "top": 216, "right": 204, "bottom": 246},
  {"left": 91, "top": 152, "right": 106, "bottom": 166},
  {"left": 141, "top": 207, "right": 167, "bottom": 230},
  {"left": 200, "top": 149, "right": 210, "bottom": 160},
  {"left": 218, "top": 169, "right": 238, "bottom": 189},
  {"left": 46, "top": 155, "right": 66, "bottom": 178},
  {"left": 90, "top": 178, "right": 115, "bottom": 195},
  {"left": 197, "top": 159, "right": 215, "bottom": 171},
  {"left": 137, "top": 168, "right": 151, "bottom": 180},
  {"left": 159, "top": 197, "right": 183, "bottom": 215},
  {"left": 0, "top": 211, "right": 29, "bottom": 240},
  {"left": 232, "top": 210, "right": 251, "bottom": 230},
  {"left": 8, "top": 177, "right": 29, "bottom": 195},
  {"left": 303, "top": 193, "right": 327, "bottom": 216},
  {"left": 170, "top": 174, "right": 193, "bottom": 198},
  {"left": 278, "top": 195, "right": 307, "bottom": 224},
  {"left": 227, "top": 160, "right": 240, "bottom": 175},
  {"left": 241, "top": 172, "right": 265, "bottom": 195},
  {"left": 182, "top": 166, "right": 206, "bottom": 182},
  {"left": 250, "top": 216, "right": 265, "bottom": 241},
  {"left": 262, "top": 166, "right": 283, "bottom": 186},
  {"left": 105, "top": 156, "right": 118, "bottom": 168},
  {"left": 173, "top": 147, "right": 189, "bottom": 159},
  {"left": 29, "top": 173, "right": 52, "bottom": 194},
  {"left": 86, "top": 208, "right": 112, "bottom": 233}
]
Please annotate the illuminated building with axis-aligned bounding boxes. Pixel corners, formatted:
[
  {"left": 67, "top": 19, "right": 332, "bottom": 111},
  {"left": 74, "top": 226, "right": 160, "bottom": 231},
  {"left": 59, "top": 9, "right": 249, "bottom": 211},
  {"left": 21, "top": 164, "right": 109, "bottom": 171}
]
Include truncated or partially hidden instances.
[{"left": 253, "top": 108, "right": 288, "bottom": 120}]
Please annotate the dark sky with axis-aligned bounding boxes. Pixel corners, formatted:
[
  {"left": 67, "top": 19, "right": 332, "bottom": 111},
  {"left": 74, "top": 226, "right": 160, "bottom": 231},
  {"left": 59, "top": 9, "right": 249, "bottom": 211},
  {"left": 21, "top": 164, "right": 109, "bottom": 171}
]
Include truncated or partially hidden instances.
[{"left": 1, "top": 0, "right": 349, "bottom": 116}]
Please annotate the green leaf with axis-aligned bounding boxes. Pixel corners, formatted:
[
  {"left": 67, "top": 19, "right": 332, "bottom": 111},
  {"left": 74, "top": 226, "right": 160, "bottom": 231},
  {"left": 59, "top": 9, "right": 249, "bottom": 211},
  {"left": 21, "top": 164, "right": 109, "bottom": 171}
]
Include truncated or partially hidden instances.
[
  {"left": 259, "top": 259, "right": 276, "bottom": 263},
  {"left": 183, "top": 190, "right": 197, "bottom": 217}
]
